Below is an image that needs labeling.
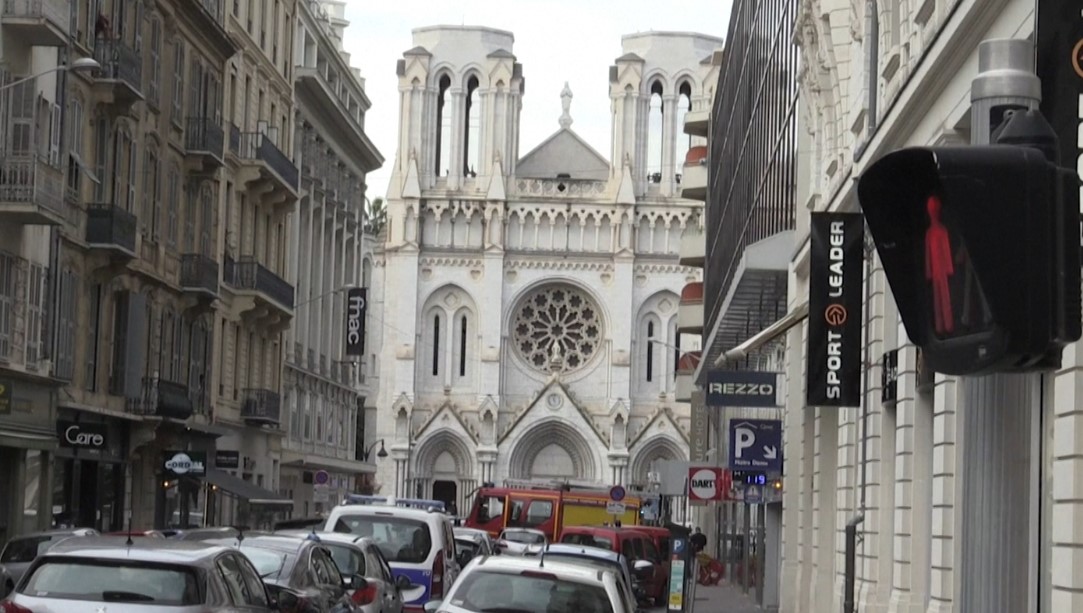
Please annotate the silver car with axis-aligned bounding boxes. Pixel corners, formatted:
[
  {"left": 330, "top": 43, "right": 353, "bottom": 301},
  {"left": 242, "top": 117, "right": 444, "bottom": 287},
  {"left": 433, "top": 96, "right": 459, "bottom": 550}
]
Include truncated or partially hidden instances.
[
  {"left": 0, "top": 527, "right": 98, "bottom": 587},
  {"left": 2, "top": 535, "right": 290, "bottom": 612},
  {"left": 494, "top": 528, "right": 547, "bottom": 556},
  {"left": 276, "top": 530, "right": 410, "bottom": 613}
]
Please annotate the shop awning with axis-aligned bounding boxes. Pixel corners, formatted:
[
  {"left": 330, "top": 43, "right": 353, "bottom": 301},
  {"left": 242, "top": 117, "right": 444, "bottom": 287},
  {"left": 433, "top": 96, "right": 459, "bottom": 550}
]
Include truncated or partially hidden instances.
[
  {"left": 281, "top": 450, "right": 376, "bottom": 475},
  {"left": 203, "top": 469, "right": 292, "bottom": 506},
  {"left": 0, "top": 427, "right": 56, "bottom": 450}
]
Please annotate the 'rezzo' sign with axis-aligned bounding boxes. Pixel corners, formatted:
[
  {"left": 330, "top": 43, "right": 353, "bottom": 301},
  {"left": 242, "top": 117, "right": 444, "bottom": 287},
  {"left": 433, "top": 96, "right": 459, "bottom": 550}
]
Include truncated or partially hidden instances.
[
  {"left": 345, "top": 287, "right": 367, "bottom": 357},
  {"left": 807, "top": 212, "right": 864, "bottom": 407},
  {"left": 706, "top": 370, "right": 780, "bottom": 407}
]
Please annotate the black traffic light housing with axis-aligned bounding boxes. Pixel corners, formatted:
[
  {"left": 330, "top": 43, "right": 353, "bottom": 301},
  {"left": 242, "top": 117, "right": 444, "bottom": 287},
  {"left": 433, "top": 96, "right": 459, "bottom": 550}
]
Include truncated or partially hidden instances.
[{"left": 857, "top": 110, "right": 1080, "bottom": 376}]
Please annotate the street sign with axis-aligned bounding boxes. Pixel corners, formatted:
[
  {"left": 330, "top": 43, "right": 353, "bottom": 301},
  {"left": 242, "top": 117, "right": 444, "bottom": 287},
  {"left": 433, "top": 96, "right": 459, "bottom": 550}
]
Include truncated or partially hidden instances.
[
  {"left": 728, "top": 419, "right": 783, "bottom": 472},
  {"left": 606, "top": 501, "right": 626, "bottom": 515},
  {"left": 706, "top": 370, "right": 780, "bottom": 407},
  {"left": 609, "top": 485, "right": 626, "bottom": 502},
  {"left": 314, "top": 470, "right": 330, "bottom": 486},
  {"left": 687, "top": 466, "right": 728, "bottom": 502},
  {"left": 744, "top": 484, "right": 763, "bottom": 504}
]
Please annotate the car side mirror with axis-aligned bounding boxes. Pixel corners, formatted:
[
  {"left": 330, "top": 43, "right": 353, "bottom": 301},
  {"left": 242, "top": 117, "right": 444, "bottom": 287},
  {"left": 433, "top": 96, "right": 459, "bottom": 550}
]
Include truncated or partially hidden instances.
[
  {"left": 423, "top": 600, "right": 444, "bottom": 613},
  {"left": 344, "top": 574, "right": 368, "bottom": 591},
  {"left": 396, "top": 574, "right": 412, "bottom": 590},
  {"left": 633, "top": 559, "right": 654, "bottom": 575},
  {"left": 272, "top": 590, "right": 299, "bottom": 611}
]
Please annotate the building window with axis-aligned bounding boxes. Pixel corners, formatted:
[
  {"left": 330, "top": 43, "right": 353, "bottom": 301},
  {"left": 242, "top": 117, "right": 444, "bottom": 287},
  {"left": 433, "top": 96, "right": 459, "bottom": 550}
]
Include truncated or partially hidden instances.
[
  {"left": 646, "top": 321, "right": 655, "bottom": 382},
  {"left": 434, "top": 74, "right": 451, "bottom": 177},
  {"left": 149, "top": 18, "right": 161, "bottom": 107},
  {"left": 172, "top": 40, "right": 185, "bottom": 122},
  {"left": 510, "top": 284, "right": 603, "bottom": 372},
  {"left": 25, "top": 264, "right": 45, "bottom": 366},
  {"left": 85, "top": 282, "right": 101, "bottom": 391},
  {"left": 93, "top": 117, "right": 110, "bottom": 202},
  {"left": 142, "top": 147, "right": 160, "bottom": 239},
  {"left": 432, "top": 314, "right": 441, "bottom": 376},
  {"left": 166, "top": 165, "right": 179, "bottom": 248},
  {"left": 0, "top": 254, "right": 11, "bottom": 360},
  {"left": 647, "top": 81, "right": 664, "bottom": 183},
  {"left": 459, "top": 315, "right": 468, "bottom": 377},
  {"left": 160, "top": 309, "right": 175, "bottom": 380},
  {"left": 463, "top": 75, "right": 480, "bottom": 176},
  {"left": 55, "top": 268, "right": 77, "bottom": 381}
]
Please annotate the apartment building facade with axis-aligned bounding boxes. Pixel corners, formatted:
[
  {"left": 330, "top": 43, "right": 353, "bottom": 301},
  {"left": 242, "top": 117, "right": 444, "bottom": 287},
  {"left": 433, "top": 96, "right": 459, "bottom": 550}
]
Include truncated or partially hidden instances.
[{"left": 281, "top": 0, "right": 383, "bottom": 518}]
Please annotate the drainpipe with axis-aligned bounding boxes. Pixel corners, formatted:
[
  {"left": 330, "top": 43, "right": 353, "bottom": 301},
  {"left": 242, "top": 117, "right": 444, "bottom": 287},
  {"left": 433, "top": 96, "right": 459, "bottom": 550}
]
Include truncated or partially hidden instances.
[{"left": 844, "top": 514, "right": 865, "bottom": 613}]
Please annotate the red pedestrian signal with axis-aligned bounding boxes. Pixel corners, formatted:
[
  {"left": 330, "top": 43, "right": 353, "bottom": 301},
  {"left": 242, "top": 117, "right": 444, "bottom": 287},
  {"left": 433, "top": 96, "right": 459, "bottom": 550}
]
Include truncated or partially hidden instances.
[{"left": 857, "top": 112, "right": 1080, "bottom": 375}]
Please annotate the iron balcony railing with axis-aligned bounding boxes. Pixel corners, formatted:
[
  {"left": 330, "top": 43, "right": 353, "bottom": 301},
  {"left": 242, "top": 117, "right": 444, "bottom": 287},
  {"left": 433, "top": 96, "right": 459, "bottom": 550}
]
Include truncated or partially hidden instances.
[
  {"left": 184, "top": 117, "right": 225, "bottom": 161},
  {"left": 130, "top": 377, "right": 194, "bottom": 420},
  {"left": 180, "top": 253, "right": 219, "bottom": 295},
  {"left": 224, "top": 255, "right": 295, "bottom": 309},
  {"left": 236, "top": 131, "right": 299, "bottom": 190},
  {"left": 0, "top": 156, "right": 63, "bottom": 217},
  {"left": 241, "top": 388, "right": 280, "bottom": 425},
  {"left": 85, "top": 202, "right": 137, "bottom": 254},
  {"left": 2, "top": 0, "right": 68, "bottom": 33},
  {"left": 92, "top": 38, "right": 142, "bottom": 95}
]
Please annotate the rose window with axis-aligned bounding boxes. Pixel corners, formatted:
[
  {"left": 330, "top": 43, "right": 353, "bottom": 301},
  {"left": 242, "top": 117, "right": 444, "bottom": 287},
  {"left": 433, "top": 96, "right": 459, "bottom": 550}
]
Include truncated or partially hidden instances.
[{"left": 512, "top": 285, "right": 603, "bottom": 372}]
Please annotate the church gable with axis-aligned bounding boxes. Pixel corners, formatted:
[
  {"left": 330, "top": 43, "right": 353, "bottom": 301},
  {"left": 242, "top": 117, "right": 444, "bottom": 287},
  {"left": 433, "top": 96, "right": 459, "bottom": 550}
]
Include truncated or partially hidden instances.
[
  {"left": 499, "top": 380, "right": 609, "bottom": 447},
  {"left": 516, "top": 129, "right": 611, "bottom": 181},
  {"left": 416, "top": 401, "right": 479, "bottom": 444},
  {"left": 628, "top": 407, "right": 689, "bottom": 449}
]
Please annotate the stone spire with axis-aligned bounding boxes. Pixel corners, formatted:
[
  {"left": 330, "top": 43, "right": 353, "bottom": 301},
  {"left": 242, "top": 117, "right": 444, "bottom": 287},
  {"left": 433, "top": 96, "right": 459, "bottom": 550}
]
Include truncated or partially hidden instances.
[{"left": 559, "top": 81, "right": 573, "bottom": 129}]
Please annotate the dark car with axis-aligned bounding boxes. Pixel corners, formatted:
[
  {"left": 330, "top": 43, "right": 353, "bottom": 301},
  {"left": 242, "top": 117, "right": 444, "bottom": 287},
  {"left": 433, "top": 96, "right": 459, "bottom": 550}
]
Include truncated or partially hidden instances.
[
  {"left": 3, "top": 535, "right": 290, "bottom": 611},
  {"left": 209, "top": 535, "right": 364, "bottom": 612}
]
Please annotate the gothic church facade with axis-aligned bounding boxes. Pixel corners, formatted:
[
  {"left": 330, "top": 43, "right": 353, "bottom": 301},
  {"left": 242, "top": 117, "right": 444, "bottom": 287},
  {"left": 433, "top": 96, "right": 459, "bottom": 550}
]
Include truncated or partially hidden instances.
[{"left": 370, "top": 25, "right": 721, "bottom": 511}]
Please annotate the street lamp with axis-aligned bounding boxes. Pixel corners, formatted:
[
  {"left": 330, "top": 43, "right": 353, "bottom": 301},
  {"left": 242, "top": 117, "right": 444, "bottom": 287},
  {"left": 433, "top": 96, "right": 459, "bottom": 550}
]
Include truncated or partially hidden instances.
[
  {"left": 362, "top": 439, "right": 388, "bottom": 461},
  {"left": 0, "top": 57, "right": 101, "bottom": 93}
]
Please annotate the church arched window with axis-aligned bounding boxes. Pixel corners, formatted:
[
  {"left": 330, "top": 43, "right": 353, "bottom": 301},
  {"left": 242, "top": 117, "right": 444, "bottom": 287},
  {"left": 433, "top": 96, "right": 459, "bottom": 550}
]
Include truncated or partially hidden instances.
[
  {"left": 646, "top": 320, "right": 656, "bottom": 382},
  {"left": 435, "top": 74, "right": 451, "bottom": 177},
  {"left": 676, "top": 81, "right": 692, "bottom": 179},
  {"left": 432, "top": 313, "right": 441, "bottom": 376},
  {"left": 458, "top": 314, "right": 468, "bottom": 377},
  {"left": 463, "top": 75, "right": 480, "bottom": 177},
  {"left": 647, "top": 81, "right": 664, "bottom": 183}
]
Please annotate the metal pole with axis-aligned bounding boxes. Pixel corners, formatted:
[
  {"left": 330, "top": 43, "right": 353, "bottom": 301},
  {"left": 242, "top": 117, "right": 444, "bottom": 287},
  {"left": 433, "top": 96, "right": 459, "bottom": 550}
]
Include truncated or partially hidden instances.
[{"left": 957, "top": 39, "right": 1043, "bottom": 613}]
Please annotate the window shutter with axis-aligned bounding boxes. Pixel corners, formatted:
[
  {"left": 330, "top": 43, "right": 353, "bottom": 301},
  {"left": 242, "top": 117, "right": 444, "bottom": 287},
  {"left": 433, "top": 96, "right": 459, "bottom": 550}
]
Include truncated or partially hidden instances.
[
  {"left": 133, "top": 2, "right": 143, "bottom": 52},
  {"left": 127, "top": 137, "right": 137, "bottom": 213},
  {"left": 49, "top": 103, "right": 60, "bottom": 166},
  {"left": 172, "top": 41, "right": 185, "bottom": 120},
  {"left": 125, "top": 292, "right": 148, "bottom": 400},
  {"left": 167, "top": 167, "right": 178, "bottom": 247}
]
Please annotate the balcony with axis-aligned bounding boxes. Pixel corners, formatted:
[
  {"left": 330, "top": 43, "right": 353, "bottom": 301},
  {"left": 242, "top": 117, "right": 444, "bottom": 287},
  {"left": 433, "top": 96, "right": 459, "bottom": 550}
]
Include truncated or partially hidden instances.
[
  {"left": 180, "top": 253, "right": 219, "bottom": 298},
  {"left": 295, "top": 66, "right": 382, "bottom": 171},
  {"left": 85, "top": 202, "right": 137, "bottom": 257},
  {"left": 230, "top": 127, "right": 299, "bottom": 202},
  {"left": 130, "top": 377, "right": 194, "bottom": 421},
  {"left": 678, "top": 281, "right": 704, "bottom": 334},
  {"left": 0, "top": 156, "right": 64, "bottom": 225},
  {"left": 681, "top": 146, "right": 708, "bottom": 201},
  {"left": 675, "top": 351, "right": 702, "bottom": 402},
  {"left": 241, "top": 388, "right": 281, "bottom": 426},
  {"left": 176, "top": 0, "right": 237, "bottom": 59},
  {"left": 223, "top": 255, "right": 294, "bottom": 325},
  {"left": 683, "top": 108, "right": 710, "bottom": 138},
  {"left": 184, "top": 117, "right": 225, "bottom": 171},
  {"left": 91, "top": 38, "right": 143, "bottom": 108},
  {"left": 679, "top": 227, "right": 705, "bottom": 268},
  {"left": 1, "top": 0, "right": 69, "bottom": 46}
]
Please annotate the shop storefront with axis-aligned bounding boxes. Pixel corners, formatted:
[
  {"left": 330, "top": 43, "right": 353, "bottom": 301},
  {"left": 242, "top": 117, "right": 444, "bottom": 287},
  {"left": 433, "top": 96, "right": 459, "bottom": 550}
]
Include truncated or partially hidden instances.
[
  {"left": 0, "top": 374, "right": 58, "bottom": 544},
  {"left": 51, "top": 409, "right": 131, "bottom": 532}
]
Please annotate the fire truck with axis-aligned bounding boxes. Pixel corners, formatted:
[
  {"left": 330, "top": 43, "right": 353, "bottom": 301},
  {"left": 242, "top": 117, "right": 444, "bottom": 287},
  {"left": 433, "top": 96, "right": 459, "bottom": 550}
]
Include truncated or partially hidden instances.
[{"left": 463, "top": 479, "right": 642, "bottom": 540}]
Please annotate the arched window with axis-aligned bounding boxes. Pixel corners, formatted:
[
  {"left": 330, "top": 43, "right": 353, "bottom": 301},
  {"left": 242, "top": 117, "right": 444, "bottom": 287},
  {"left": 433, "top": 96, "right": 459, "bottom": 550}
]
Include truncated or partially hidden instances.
[
  {"left": 676, "top": 82, "right": 692, "bottom": 179},
  {"left": 432, "top": 314, "right": 441, "bottom": 376},
  {"left": 435, "top": 74, "right": 452, "bottom": 176},
  {"left": 646, "top": 321, "right": 655, "bottom": 382},
  {"left": 647, "top": 81, "right": 664, "bottom": 183},
  {"left": 463, "top": 75, "right": 480, "bottom": 177},
  {"left": 459, "top": 315, "right": 468, "bottom": 376}
]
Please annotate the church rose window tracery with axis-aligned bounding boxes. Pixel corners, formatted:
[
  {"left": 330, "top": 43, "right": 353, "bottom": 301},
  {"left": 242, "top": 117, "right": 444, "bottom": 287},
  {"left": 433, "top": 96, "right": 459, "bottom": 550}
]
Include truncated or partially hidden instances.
[{"left": 512, "top": 285, "right": 603, "bottom": 372}]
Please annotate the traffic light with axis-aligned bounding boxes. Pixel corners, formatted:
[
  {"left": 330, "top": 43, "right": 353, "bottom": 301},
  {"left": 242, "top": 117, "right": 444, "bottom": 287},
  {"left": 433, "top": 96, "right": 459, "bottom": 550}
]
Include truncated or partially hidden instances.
[{"left": 857, "top": 110, "right": 1080, "bottom": 375}]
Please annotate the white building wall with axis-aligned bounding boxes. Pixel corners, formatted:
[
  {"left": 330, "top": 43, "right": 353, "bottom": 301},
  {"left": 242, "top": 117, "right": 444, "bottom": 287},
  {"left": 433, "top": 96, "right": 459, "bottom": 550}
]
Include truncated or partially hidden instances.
[{"left": 786, "top": 0, "right": 1083, "bottom": 610}]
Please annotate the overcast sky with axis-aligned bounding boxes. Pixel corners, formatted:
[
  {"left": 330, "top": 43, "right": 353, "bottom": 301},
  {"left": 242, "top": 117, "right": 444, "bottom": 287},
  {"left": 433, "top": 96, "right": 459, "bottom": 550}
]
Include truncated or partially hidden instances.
[{"left": 338, "top": 0, "right": 732, "bottom": 200}]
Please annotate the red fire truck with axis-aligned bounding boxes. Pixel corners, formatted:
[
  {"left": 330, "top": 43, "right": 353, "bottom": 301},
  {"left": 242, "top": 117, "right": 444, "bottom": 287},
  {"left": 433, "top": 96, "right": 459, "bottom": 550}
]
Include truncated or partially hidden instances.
[{"left": 463, "top": 480, "right": 642, "bottom": 541}]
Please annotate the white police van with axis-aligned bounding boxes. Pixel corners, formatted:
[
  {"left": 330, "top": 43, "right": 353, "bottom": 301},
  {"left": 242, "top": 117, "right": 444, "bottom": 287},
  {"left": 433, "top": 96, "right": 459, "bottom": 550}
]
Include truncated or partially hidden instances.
[{"left": 324, "top": 496, "right": 460, "bottom": 612}]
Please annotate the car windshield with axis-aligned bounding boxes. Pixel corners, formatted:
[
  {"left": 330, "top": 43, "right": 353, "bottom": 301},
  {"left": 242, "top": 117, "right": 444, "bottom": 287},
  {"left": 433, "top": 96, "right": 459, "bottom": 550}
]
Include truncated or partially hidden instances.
[
  {"left": 239, "top": 546, "right": 291, "bottom": 579},
  {"left": 332, "top": 515, "right": 432, "bottom": 564},
  {"left": 0, "top": 536, "right": 58, "bottom": 564},
  {"left": 326, "top": 543, "right": 365, "bottom": 576},
  {"left": 450, "top": 569, "right": 613, "bottom": 613},
  {"left": 22, "top": 559, "right": 202, "bottom": 604},
  {"left": 503, "top": 531, "right": 544, "bottom": 544}
]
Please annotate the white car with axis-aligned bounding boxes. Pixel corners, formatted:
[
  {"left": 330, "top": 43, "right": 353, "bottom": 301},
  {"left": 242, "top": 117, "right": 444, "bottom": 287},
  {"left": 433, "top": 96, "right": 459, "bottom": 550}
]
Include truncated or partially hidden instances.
[
  {"left": 423, "top": 554, "right": 632, "bottom": 613},
  {"left": 495, "top": 528, "right": 547, "bottom": 556}
]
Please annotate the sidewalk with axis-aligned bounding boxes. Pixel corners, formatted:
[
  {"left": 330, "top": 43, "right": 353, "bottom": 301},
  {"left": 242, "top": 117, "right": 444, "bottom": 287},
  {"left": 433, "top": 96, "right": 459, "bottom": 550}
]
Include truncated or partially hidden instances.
[{"left": 691, "top": 582, "right": 763, "bottom": 613}]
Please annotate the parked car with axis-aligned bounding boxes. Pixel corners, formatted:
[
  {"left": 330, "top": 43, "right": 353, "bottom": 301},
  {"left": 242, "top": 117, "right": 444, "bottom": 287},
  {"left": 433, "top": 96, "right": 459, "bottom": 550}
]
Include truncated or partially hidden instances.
[
  {"left": 452, "top": 527, "right": 497, "bottom": 566},
  {"left": 494, "top": 528, "right": 547, "bottom": 556},
  {"left": 276, "top": 530, "right": 411, "bottom": 613},
  {"left": 325, "top": 500, "right": 460, "bottom": 611},
  {"left": 538, "top": 543, "right": 641, "bottom": 611},
  {"left": 423, "top": 554, "right": 632, "bottom": 613},
  {"left": 559, "top": 525, "right": 668, "bottom": 606},
  {"left": 207, "top": 534, "right": 362, "bottom": 612},
  {"left": 0, "top": 528, "right": 98, "bottom": 587},
  {"left": 1, "top": 535, "right": 290, "bottom": 611}
]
